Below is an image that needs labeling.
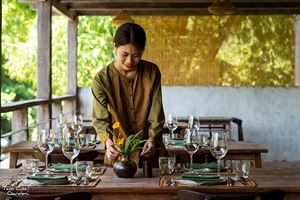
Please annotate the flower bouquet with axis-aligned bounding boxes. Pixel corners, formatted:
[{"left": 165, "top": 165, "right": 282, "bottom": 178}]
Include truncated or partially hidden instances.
[{"left": 101, "top": 122, "right": 145, "bottom": 178}]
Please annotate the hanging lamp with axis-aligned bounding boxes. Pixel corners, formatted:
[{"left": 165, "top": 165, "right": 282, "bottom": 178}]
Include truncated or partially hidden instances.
[{"left": 112, "top": 10, "right": 135, "bottom": 26}]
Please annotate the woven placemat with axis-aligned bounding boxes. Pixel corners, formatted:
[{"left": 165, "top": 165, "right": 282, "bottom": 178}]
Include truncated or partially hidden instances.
[
  {"left": 159, "top": 176, "right": 257, "bottom": 188},
  {"left": 0, "top": 176, "right": 101, "bottom": 188}
]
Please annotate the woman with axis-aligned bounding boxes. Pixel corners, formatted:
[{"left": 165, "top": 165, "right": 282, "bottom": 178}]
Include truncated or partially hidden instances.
[{"left": 92, "top": 23, "right": 165, "bottom": 166}]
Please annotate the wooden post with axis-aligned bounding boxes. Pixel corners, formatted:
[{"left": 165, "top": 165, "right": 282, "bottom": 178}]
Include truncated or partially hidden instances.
[
  {"left": 295, "top": 15, "right": 300, "bottom": 86},
  {"left": 64, "top": 17, "right": 78, "bottom": 119},
  {"left": 37, "top": 0, "right": 52, "bottom": 130},
  {"left": 12, "top": 109, "right": 28, "bottom": 144}
]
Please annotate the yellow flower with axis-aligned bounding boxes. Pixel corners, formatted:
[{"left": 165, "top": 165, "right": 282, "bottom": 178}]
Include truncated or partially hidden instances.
[
  {"left": 116, "top": 137, "right": 125, "bottom": 145},
  {"left": 101, "top": 133, "right": 110, "bottom": 143},
  {"left": 112, "top": 122, "right": 120, "bottom": 129}
]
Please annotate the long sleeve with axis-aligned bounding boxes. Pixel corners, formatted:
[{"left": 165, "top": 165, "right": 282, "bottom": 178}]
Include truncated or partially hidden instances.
[
  {"left": 147, "top": 68, "right": 165, "bottom": 140},
  {"left": 91, "top": 73, "right": 111, "bottom": 138}
]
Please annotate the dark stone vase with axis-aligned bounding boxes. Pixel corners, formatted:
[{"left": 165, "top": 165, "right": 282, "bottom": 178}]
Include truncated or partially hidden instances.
[{"left": 113, "top": 154, "right": 137, "bottom": 178}]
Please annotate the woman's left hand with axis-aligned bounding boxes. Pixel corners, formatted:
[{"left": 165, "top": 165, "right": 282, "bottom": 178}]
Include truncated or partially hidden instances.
[{"left": 141, "top": 138, "right": 156, "bottom": 157}]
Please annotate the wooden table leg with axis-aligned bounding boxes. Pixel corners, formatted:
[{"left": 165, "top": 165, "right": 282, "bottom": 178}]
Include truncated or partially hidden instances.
[
  {"left": 254, "top": 154, "right": 262, "bottom": 168},
  {"left": 9, "top": 152, "right": 18, "bottom": 168}
]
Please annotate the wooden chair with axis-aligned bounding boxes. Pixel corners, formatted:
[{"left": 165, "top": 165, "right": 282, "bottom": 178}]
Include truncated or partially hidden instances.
[
  {"left": 8, "top": 192, "right": 92, "bottom": 200},
  {"left": 177, "top": 189, "right": 285, "bottom": 200}
]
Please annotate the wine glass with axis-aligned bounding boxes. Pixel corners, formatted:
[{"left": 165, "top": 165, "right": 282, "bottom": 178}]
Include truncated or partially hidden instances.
[
  {"left": 188, "top": 115, "right": 200, "bottom": 131},
  {"left": 62, "top": 123, "right": 81, "bottom": 180},
  {"left": 183, "top": 127, "right": 201, "bottom": 174},
  {"left": 38, "top": 129, "right": 55, "bottom": 174},
  {"left": 167, "top": 114, "right": 178, "bottom": 139},
  {"left": 209, "top": 131, "right": 228, "bottom": 176},
  {"left": 162, "top": 133, "right": 171, "bottom": 148},
  {"left": 72, "top": 114, "right": 83, "bottom": 136},
  {"left": 56, "top": 113, "right": 66, "bottom": 145}
]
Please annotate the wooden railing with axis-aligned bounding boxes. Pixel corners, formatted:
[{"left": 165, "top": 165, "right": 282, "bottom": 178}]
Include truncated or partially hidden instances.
[{"left": 0, "top": 95, "right": 76, "bottom": 146}]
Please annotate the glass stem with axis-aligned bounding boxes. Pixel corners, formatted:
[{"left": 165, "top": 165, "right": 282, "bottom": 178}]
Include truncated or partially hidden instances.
[
  {"left": 190, "top": 153, "right": 193, "bottom": 171},
  {"left": 217, "top": 159, "right": 221, "bottom": 176},
  {"left": 45, "top": 153, "right": 49, "bottom": 172},
  {"left": 70, "top": 158, "right": 74, "bottom": 179},
  {"left": 171, "top": 130, "right": 174, "bottom": 139}
]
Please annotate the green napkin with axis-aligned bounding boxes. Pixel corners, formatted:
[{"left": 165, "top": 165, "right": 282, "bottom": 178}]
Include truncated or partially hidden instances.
[
  {"left": 181, "top": 174, "right": 220, "bottom": 183},
  {"left": 26, "top": 175, "right": 68, "bottom": 183},
  {"left": 170, "top": 139, "right": 184, "bottom": 146},
  {"left": 51, "top": 163, "right": 84, "bottom": 171},
  {"left": 186, "top": 162, "right": 224, "bottom": 170}
]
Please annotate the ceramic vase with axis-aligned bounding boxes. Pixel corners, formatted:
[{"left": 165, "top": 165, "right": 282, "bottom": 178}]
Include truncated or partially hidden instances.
[{"left": 113, "top": 154, "right": 137, "bottom": 178}]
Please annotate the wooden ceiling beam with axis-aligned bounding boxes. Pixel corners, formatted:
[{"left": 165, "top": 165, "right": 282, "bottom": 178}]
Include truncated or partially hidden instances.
[{"left": 52, "top": 0, "right": 77, "bottom": 21}]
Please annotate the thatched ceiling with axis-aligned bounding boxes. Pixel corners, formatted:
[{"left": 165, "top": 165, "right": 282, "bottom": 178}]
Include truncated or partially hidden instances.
[{"left": 20, "top": 0, "right": 300, "bottom": 20}]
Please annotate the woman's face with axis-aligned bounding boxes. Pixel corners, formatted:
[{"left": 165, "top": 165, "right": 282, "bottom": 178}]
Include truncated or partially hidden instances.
[{"left": 115, "top": 43, "right": 143, "bottom": 72}]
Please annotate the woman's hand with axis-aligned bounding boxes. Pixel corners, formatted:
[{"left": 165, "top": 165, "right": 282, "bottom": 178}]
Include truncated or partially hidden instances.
[
  {"left": 141, "top": 138, "right": 156, "bottom": 157},
  {"left": 105, "top": 138, "right": 121, "bottom": 161}
]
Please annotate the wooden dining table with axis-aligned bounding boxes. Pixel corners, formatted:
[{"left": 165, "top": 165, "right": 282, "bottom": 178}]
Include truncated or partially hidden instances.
[
  {"left": 0, "top": 166, "right": 300, "bottom": 200},
  {"left": 3, "top": 140, "right": 267, "bottom": 168}
]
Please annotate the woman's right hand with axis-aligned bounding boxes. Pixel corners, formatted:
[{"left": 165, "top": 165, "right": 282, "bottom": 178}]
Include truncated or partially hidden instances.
[{"left": 105, "top": 138, "right": 121, "bottom": 161}]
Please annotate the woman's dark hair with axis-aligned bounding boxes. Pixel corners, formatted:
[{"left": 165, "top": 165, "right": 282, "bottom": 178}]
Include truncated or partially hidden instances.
[{"left": 113, "top": 23, "right": 146, "bottom": 51}]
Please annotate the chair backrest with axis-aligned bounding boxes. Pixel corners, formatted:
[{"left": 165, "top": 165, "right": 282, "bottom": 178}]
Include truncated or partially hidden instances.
[
  {"left": 9, "top": 192, "right": 92, "bottom": 200},
  {"left": 177, "top": 190, "right": 285, "bottom": 200}
]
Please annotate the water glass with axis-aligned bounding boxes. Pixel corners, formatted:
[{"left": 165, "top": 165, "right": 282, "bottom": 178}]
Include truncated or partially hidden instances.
[
  {"left": 232, "top": 160, "right": 251, "bottom": 180},
  {"left": 159, "top": 157, "right": 176, "bottom": 175},
  {"left": 75, "top": 161, "right": 93, "bottom": 183},
  {"left": 86, "top": 133, "right": 96, "bottom": 146},
  {"left": 21, "top": 159, "right": 39, "bottom": 176}
]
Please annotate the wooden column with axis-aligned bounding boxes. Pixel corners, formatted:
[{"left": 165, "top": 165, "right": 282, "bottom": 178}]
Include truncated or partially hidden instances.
[
  {"left": 11, "top": 109, "right": 28, "bottom": 144},
  {"left": 295, "top": 15, "right": 300, "bottom": 86},
  {"left": 64, "top": 18, "right": 78, "bottom": 120},
  {"left": 37, "top": 0, "right": 52, "bottom": 130}
]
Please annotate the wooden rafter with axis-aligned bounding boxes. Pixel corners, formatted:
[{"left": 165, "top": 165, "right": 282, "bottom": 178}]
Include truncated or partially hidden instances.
[{"left": 18, "top": 0, "right": 300, "bottom": 17}]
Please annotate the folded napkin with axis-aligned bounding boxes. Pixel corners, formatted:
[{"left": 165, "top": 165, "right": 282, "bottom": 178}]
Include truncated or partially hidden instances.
[
  {"left": 51, "top": 163, "right": 85, "bottom": 171},
  {"left": 181, "top": 174, "right": 220, "bottom": 183},
  {"left": 170, "top": 139, "right": 184, "bottom": 146},
  {"left": 26, "top": 175, "right": 68, "bottom": 183},
  {"left": 186, "top": 162, "right": 224, "bottom": 170}
]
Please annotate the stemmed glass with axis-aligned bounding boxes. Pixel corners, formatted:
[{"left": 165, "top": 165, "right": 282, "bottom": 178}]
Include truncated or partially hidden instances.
[
  {"left": 209, "top": 131, "right": 228, "bottom": 176},
  {"left": 72, "top": 114, "right": 83, "bottom": 136},
  {"left": 62, "top": 123, "right": 81, "bottom": 180},
  {"left": 56, "top": 113, "right": 66, "bottom": 145},
  {"left": 167, "top": 114, "right": 178, "bottom": 139},
  {"left": 38, "top": 129, "right": 55, "bottom": 174},
  {"left": 183, "top": 127, "right": 201, "bottom": 174},
  {"left": 162, "top": 133, "right": 171, "bottom": 149},
  {"left": 188, "top": 115, "right": 200, "bottom": 131}
]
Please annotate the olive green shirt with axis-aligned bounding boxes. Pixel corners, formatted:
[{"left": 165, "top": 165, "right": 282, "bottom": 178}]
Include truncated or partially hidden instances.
[{"left": 92, "top": 60, "right": 165, "bottom": 142}]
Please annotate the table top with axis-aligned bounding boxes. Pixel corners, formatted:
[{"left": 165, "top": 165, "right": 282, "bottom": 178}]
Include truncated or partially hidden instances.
[{"left": 1, "top": 167, "right": 300, "bottom": 194}]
